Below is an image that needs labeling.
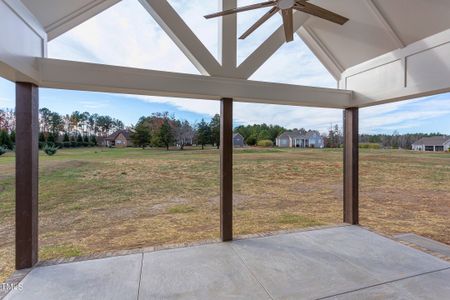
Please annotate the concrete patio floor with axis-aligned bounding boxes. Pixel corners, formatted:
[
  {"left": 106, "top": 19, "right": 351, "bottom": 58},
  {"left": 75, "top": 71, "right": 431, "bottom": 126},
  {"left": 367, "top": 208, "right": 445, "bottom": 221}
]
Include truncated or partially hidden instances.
[{"left": 4, "top": 226, "right": 450, "bottom": 300}]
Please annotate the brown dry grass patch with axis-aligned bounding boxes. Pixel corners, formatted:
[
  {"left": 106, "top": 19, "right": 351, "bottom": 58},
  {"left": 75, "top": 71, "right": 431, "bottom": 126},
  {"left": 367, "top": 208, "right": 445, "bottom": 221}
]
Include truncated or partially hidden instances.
[{"left": 0, "top": 147, "right": 449, "bottom": 282}]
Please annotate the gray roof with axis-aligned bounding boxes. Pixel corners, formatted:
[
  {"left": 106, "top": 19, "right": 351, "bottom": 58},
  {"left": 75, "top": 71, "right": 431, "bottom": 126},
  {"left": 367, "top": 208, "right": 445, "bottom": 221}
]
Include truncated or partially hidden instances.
[
  {"left": 412, "top": 136, "right": 450, "bottom": 146},
  {"left": 277, "top": 130, "right": 321, "bottom": 140},
  {"left": 233, "top": 133, "right": 244, "bottom": 139},
  {"left": 106, "top": 129, "right": 133, "bottom": 141}
]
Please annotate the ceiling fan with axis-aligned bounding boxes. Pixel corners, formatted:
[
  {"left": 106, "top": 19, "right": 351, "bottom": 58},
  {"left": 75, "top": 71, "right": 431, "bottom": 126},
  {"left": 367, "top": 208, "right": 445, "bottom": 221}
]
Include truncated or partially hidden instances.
[{"left": 204, "top": 0, "right": 349, "bottom": 42}]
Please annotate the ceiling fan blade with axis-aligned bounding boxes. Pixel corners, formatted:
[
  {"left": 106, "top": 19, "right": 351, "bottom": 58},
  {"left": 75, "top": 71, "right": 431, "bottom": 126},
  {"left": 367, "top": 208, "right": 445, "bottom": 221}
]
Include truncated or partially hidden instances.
[
  {"left": 281, "top": 9, "right": 294, "bottom": 42},
  {"left": 294, "top": 1, "right": 349, "bottom": 25},
  {"left": 239, "top": 7, "right": 279, "bottom": 39},
  {"left": 204, "top": 1, "right": 276, "bottom": 19}
]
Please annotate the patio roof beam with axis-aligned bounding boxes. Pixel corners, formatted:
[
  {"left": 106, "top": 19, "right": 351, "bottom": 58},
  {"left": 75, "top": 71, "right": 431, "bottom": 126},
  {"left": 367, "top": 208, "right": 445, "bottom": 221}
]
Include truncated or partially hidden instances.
[{"left": 37, "top": 58, "right": 353, "bottom": 108}]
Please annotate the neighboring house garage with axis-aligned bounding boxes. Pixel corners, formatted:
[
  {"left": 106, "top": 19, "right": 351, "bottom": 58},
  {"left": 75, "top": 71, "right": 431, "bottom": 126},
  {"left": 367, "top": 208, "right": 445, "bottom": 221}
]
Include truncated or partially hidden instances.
[{"left": 412, "top": 136, "right": 450, "bottom": 152}]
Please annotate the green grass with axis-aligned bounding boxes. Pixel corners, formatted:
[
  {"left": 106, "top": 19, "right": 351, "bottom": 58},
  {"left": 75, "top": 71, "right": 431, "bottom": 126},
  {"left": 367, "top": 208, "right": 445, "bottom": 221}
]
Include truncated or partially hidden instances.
[
  {"left": 277, "top": 214, "right": 323, "bottom": 226},
  {"left": 167, "top": 205, "right": 195, "bottom": 214},
  {"left": 40, "top": 245, "right": 84, "bottom": 260}
]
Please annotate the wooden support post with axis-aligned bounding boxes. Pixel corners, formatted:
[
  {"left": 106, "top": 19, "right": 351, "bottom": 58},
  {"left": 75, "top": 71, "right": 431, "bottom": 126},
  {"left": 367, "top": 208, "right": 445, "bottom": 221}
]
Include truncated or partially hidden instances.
[
  {"left": 343, "top": 107, "right": 359, "bottom": 225},
  {"left": 220, "top": 98, "right": 233, "bottom": 241},
  {"left": 15, "top": 82, "right": 39, "bottom": 269}
]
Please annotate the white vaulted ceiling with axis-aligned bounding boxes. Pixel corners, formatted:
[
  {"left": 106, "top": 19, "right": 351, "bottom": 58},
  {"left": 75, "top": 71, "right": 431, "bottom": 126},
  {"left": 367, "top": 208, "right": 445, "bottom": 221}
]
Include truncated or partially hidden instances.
[{"left": 20, "top": 0, "right": 450, "bottom": 71}]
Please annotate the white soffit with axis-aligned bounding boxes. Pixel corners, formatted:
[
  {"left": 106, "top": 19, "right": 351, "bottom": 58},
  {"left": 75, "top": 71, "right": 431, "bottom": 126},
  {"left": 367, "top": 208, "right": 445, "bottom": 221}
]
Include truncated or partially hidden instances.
[{"left": 21, "top": 0, "right": 121, "bottom": 40}]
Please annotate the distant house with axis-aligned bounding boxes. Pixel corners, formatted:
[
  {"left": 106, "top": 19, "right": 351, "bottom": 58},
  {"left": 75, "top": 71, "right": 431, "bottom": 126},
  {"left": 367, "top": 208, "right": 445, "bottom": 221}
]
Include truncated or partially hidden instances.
[
  {"left": 105, "top": 130, "right": 134, "bottom": 148},
  {"left": 233, "top": 133, "right": 245, "bottom": 148},
  {"left": 276, "top": 130, "right": 324, "bottom": 148},
  {"left": 412, "top": 136, "right": 450, "bottom": 152}
]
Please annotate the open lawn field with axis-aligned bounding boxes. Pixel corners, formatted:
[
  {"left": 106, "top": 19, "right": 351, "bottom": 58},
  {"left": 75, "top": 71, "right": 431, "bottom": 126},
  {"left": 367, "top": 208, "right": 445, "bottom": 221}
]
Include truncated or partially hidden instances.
[{"left": 0, "top": 147, "right": 449, "bottom": 281}]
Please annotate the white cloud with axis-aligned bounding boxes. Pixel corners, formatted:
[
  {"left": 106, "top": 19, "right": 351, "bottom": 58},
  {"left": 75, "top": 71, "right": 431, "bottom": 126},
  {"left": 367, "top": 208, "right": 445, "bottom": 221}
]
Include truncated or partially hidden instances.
[
  {"left": 0, "top": 97, "right": 13, "bottom": 108},
  {"left": 49, "top": 0, "right": 199, "bottom": 74},
  {"left": 360, "top": 97, "right": 450, "bottom": 133},
  {"left": 79, "top": 100, "right": 110, "bottom": 110}
]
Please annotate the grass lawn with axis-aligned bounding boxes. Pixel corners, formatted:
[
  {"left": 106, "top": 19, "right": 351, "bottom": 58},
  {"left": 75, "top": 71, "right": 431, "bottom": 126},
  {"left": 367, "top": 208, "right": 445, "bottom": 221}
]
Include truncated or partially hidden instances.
[{"left": 0, "top": 147, "right": 449, "bottom": 281}]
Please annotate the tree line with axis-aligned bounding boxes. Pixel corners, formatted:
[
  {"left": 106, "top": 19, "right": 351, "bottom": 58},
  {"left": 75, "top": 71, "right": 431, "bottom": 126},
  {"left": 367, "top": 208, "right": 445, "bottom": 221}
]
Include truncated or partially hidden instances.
[
  {"left": 234, "top": 124, "right": 286, "bottom": 146},
  {"left": 131, "top": 113, "right": 220, "bottom": 150},
  {"left": 132, "top": 115, "right": 288, "bottom": 150},
  {"left": 1, "top": 107, "right": 447, "bottom": 152},
  {"left": 359, "top": 131, "right": 446, "bottom": 149},
  {"left": 0, "top": 107, "right": 124, "bottom": 150},
  {"left": 325, "top": 125, "right": 446, "bottom": 149}
]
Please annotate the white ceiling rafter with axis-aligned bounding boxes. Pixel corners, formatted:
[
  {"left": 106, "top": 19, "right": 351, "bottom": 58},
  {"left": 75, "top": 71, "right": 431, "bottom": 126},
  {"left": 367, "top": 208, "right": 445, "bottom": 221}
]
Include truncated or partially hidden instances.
[
  {"left": 235, "top": 12, "right": 310, "bottom": 80},
  {"left": 219, "top": 0, "right": 237, "bottom": 77},
  {"left": 138, "top": 0, "right": 222, "bottom": 76},
  {"left": 297, "top": 25, "right": 344, "bottom": 81},
  {"left": 364, "top": 0, "right": 405, "bottom": 49}
]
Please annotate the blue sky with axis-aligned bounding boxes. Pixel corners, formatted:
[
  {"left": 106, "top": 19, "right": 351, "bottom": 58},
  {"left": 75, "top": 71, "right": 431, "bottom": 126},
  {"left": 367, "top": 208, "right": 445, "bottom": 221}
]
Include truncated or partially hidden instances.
[{"left": 1, "top": 0, "right": 449, "bottom": 134}]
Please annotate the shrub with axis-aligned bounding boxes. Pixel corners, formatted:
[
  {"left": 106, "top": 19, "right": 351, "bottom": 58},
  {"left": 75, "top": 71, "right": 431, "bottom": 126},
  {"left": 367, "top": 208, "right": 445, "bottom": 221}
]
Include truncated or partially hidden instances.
[
  {"left": 43, "top": 144, "right": 58, "bottom": 156},
  {"left": 63, "top": 142, "right": 71, "bottom": 148},
  {"left": 63, "top": 132, "right": 70, "bottom": 142},
  {"left": 0, "top": 130, "right": 13, "bottom": 150},
  {"left": 257, "top": 139, "right": 273, "bottom": 147},
  {"left": 245, "top": 135, "right": 257, "bottom": 146},
  {"left": 70, "top": 141, "right": 77, "bottom": 148},
  {"left": 90, "top": 135, "right": 97, "bottom": 146},
  {"left": 359, "top": 143, "right": 381, "bottom": 149},
  {"left": 0, "top": 146, "right": 7, "bottom": 156},
  {"left": 82, "top": 142, "right": 89, "bottom": 147}
]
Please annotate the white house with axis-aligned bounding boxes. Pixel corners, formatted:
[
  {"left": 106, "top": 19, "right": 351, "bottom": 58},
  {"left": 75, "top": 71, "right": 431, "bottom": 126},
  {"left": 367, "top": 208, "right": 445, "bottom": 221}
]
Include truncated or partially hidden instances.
[
  {"left": 412, "top": 136, "right": 450, "bottom": 152},
  {"left": 276, "top": 130, "right": 324, "bottom": 148}
]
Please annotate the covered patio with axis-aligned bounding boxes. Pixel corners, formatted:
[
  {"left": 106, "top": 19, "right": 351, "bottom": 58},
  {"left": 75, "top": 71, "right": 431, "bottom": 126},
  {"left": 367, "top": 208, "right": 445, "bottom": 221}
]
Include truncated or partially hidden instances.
[
  {"left": 1, "top": 0, "right": 450, "bottom": 298},
  {"left": 4, "top": 226, "right": 450, "bottom": 299}
]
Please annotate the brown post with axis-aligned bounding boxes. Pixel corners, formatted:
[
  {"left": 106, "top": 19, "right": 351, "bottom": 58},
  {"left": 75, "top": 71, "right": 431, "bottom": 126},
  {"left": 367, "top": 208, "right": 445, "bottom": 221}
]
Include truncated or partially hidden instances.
[
  {"left": 15, "top": 82, "right": 39, "bottom": 269},
  {"left": 220, "top": 98, "right": 233, "bottom": 241},
  {"left": 343, "top": 107, "right": 359, "bottom": 225}
]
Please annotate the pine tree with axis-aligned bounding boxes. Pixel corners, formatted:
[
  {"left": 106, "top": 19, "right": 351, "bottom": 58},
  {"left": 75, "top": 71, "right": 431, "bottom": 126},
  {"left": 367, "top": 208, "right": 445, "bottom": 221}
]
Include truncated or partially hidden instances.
[
  {"left": 209, "top": 114, "right": 220, "bottom": 149},
  {"left": 132, "top": 123, "right": 151, "bottom": 149},
  {"left": 159, "top": 119, "right": 174, "bottom": 150},
  {"left": 196, "top": 119, "right": 211, "bottom": 150},
  {"left": 63, "top": 132, "right": 70, "bottom": 142}
]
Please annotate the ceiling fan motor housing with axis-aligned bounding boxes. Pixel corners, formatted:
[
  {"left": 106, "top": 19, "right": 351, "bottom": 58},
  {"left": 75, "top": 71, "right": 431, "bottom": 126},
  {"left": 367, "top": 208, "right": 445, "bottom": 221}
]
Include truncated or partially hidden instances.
[{"left": 277, "top": 0, "right": 296, "bottom": 9}]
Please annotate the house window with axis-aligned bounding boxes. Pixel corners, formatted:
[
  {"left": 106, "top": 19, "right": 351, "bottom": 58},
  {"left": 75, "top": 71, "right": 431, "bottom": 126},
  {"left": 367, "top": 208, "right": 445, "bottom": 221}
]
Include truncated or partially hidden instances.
[
  {"left": 425, "top": 146, "right": 434, "bottom": 151},
  {"left": 435, "top": 146, "right": 444, "bottom": 151}
]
